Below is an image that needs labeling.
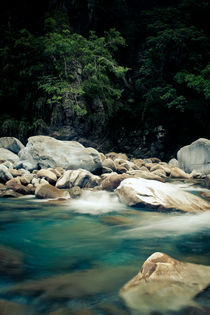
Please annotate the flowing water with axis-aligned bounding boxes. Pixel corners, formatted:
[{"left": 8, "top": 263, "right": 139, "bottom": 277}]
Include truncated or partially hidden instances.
[{"left": 0, "top": 190, "right": 210, "bottom": 314}]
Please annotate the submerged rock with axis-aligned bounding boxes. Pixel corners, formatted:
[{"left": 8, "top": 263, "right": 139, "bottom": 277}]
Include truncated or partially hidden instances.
[
  {"left": 0, "top": 299, "right": 36, "bottom": 315},
  {"left": 35, "top": 183, "right": 70, "bottom": 199},
  {"left": 120, "top": 252, "right": 210, "bottom": 314},
  {"left": 0, "top": 245, "right": 24, "bottom": 276},
  {"left": 177, "top": 138, "right": 210, "bottom": 175},
  {"left": 18, "top": 136, "right": 102, "bottom": 172},
  {"left": 115, "top": 178, "right": 210, "bottom": 212}
]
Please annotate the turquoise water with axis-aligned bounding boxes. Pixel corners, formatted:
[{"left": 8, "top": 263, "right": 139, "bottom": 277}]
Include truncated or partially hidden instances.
[{"left": 0, "top": 191, "right": 210, "bottom": 314}]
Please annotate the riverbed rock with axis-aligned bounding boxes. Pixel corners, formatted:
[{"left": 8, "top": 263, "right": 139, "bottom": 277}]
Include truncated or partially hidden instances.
[
  {"left": 126, "top": 170, "right": 164, "bottom": 182},
  {"left": 119, "top": 252, "right": 210, "bottom": 314},
  {"left": 106, "top": 152, "right": 128, "bottom": 161},
  {"left": 18, "top": 136, "right": 102, "bottom": 172},
  {"left": 5, "top": 178, "right": 31, "bottom": 195},
  {"left": 56, "top": 169, "right": 100, "bottom": 189},
  {"left": 115, "top": 178, "right": 210, "bottom": 212},
  {"left": 0, "top": 299, "right": 36, "bottom": 315},
  {"left": 170, "top": 167, "right": 191, "bottom": 179},
  {"left": 37, "top": 169, "right": 57, "bottom": 185},
  {"left": 35, "top": 183, "right": 70, "bottom": 199},
  {"left": 0, "top": 164, "right": 13, "bottom": 183},
  {"left": 101, "top": 173, "right": 131, "bottom": 191},
  {"left": 0, "top": 148, "right": 20, "bottom": 164},
  {"left": 177, "top": 138, "right": 210, "bottom": 175},
  {"left": 0, "top": 137, "right": 24, "bottom": 154},
  {"left": 0, "top": 189, "right": 22, "bottom": 198},
  {"left": 0, "top": 245, "right": 24, "bottom": 276},
  {"left": 102, "top": 158, "right": 117, "bottom": 171},
  {"left": 168, "top": 158, "right": 179, "bottom": 167}
]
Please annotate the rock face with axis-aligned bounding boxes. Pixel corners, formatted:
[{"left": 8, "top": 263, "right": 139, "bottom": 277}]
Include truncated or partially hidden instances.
[
  {"left": 35, "top": 183, "right": 70, "bottom": 199},
  {"left": 0, "top": 148, "right": 20, "bottom": 164},
  {"left": 120, "top": 252, "right": 210, "bottom": 314},
  {"left": 0, "top": 137, "right": 24, "bottom": 154},
  {"left": 115, "top": 178, "right": 210, "bottom": 212},
  {"left": 18, "top": 136, "right": 102, "bottom": 172},
  {"left": 177, "top": 138, "right": 210, "bottom": 174}
]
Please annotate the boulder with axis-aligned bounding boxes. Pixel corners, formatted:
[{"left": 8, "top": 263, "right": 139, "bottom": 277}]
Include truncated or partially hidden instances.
[
  {"left": 37, "top": 169, "right": 57, "bottom": 185},
  {"left": 5, "top": 178, "right": 31, "bottom": 195},
  {"left": 0, "top": 165, "right": 13, "bottom": 183},
  {"left": 168, "top": 158, "right": 179, "bottom": 167},
  {"left": 127, "top": 170, "right": 164, "bottom": 182},
  {"left": 18, "top": 136, "right": 102, "bottom": 172},
  {"left": 35, "top": 183, "right": 70, "bottom": 199},
  {"left": 0, "top": 137, "right": 24, "bottom": 154},
  {"left": 0, "top": 148, "right": 19, "bottom": 164},
  {"left": 101, "top": 173, "right": 131, "bottom": 191},
  {"left": 115, "top": 178, "right": 210, "bottom": 212},
  {"left": 170, "top": 167, "right": 191, "bottom": 179},
  {"left": 177, "top": 138, "right": 210, "bottom": 175},
  {"left": 56, "top": 169, "right": 100, "bottom": 189},
  {"left": 0, "top": 189, "right": 22, "bottom": 198},
  {"left": 120, "top": 252, "right": 210, "bottom": 313},
  {"left": 102, "top": 158, "right": 117, "bottom": 171}
]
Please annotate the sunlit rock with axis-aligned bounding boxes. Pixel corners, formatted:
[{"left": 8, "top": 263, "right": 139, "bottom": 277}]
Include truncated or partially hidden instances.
[
  {"left": 170, "top": 167, "right": 191, "bottom": 179},
  {"left": 37, "top": 169, "right": 57, "bottom": 185},
  {"left": 177, "top": 138, "right": 210, "bottom": 175},
  {"left": 56, "top": 169, "right": 100, "bottom": 189},
  {"left": 102, "top": 158, "right": 117, "bottom": 171},
  {"left": 120, "top": 252, "right": 210, "bottom": 314},
  {"left": 101, "top": 173, "right": 131, "bottom": 191},
  {"left": 18, "top": 136, "right": 102, "bottom": 172},
  {"left": 35, "top": 183, "right": 70, "bottom": 199},
  {"left": 115, "top": 178, "right": 210, "bottom": 212}
]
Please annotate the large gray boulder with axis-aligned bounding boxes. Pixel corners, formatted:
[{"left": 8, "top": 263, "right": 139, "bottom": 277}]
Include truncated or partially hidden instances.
[
  {"left": 120, "top": 252, "right": 210, "bottom": 314},
  {"left": 0, "top": 137, "right": 24, "bottom": 154},
  {"left": 0, "top": 148, "right": 20, "bottom": 164},
  {"left": 115, "top": 178, "right": 210, "bottom": 212},
  {"left": 18, "top": 136, "right": 102, "bottom": 172},
  {"left": 177, "top": 138, "right": 210, "bottom": 174}
]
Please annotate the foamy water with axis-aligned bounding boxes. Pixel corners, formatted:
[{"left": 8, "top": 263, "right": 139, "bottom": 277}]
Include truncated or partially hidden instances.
[{"left": 67, "top": 190, "right": 128, "bottom": 214}]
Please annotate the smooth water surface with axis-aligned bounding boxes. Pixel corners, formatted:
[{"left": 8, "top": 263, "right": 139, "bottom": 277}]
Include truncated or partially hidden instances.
[{"left": 0, "top": 190, "right": 210, "bottom": 314}]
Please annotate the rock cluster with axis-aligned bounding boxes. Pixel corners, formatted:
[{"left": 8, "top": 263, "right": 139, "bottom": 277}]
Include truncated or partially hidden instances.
[{"left": 0, "top": 136, "right": 209, "bottom": 212}]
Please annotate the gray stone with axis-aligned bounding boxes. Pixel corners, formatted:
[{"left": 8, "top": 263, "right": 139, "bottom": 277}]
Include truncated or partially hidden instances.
[
  {"left": 177, "top": 138, "right": 210, "bottom": 175},
  {"left": 120, "top": 252, "right": 210, "bottom": 314},
  {"left": 0, "top": 137, "right": 24, "bottom": 154},
  {"left": 0, "top": 165, "right": 13, "bottom": 183},
  {"left": 56, "top": 169, "right": 100, "bottom": 189},
  {"left": 18, "top": 136, "right": 102, "bottom": 172},
  {"left": 168, "top": 158, "right": 179, "bottom": 167},
  {"left": 115, "top": 178, "right": 210, "bottom": 212},
  {"left": 0, "top": 148, "right": 20, "bottom": 164}
]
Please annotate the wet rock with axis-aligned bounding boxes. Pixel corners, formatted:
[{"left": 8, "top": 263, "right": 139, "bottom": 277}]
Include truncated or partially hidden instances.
[
  {"left": 19, "top": 136, "right": 102, "bottom": 172},
  {"left": 177, "top": 138, "right": 210, "bottom": 175},
  {"left": 0, "top": 299, "right": 36, "bottom": 315},
  {"left": 115, "top": 178, "right": 210, "bottom": 212},
  {"left": 5, "top": 178, "right": 31, "bottom": 195},
  {"left": 69, "top": 186, "right": 82, "bottom": 198},
  {"left": 37, "top": 169, "right": 57, "bottom": 185},
  {"left": 0, "top": 137, "right": 24, "bottom": 154},
  {"left": 35, "top": 183, "right": 70, "bottom": 199},
  {"left": 170, "top": 167, "right": 191, "bottom": 179},
  {"left": 199, "top": 191, "right": 210, "bottom": 201},
  {"left": 0, "top": 189, "right": 22, "bottom": 198},
  {"left": 0, "top": 148, "right": 20, "bottom": 164},
  {"left": 120, "top": 252, "right": 210, "bottom": 314},
  {"left": 0, "top": 165, "right": 13, "bottom": 183},
  {"left": 0, "top": 245, "right": 24, "bottom": 276}
]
